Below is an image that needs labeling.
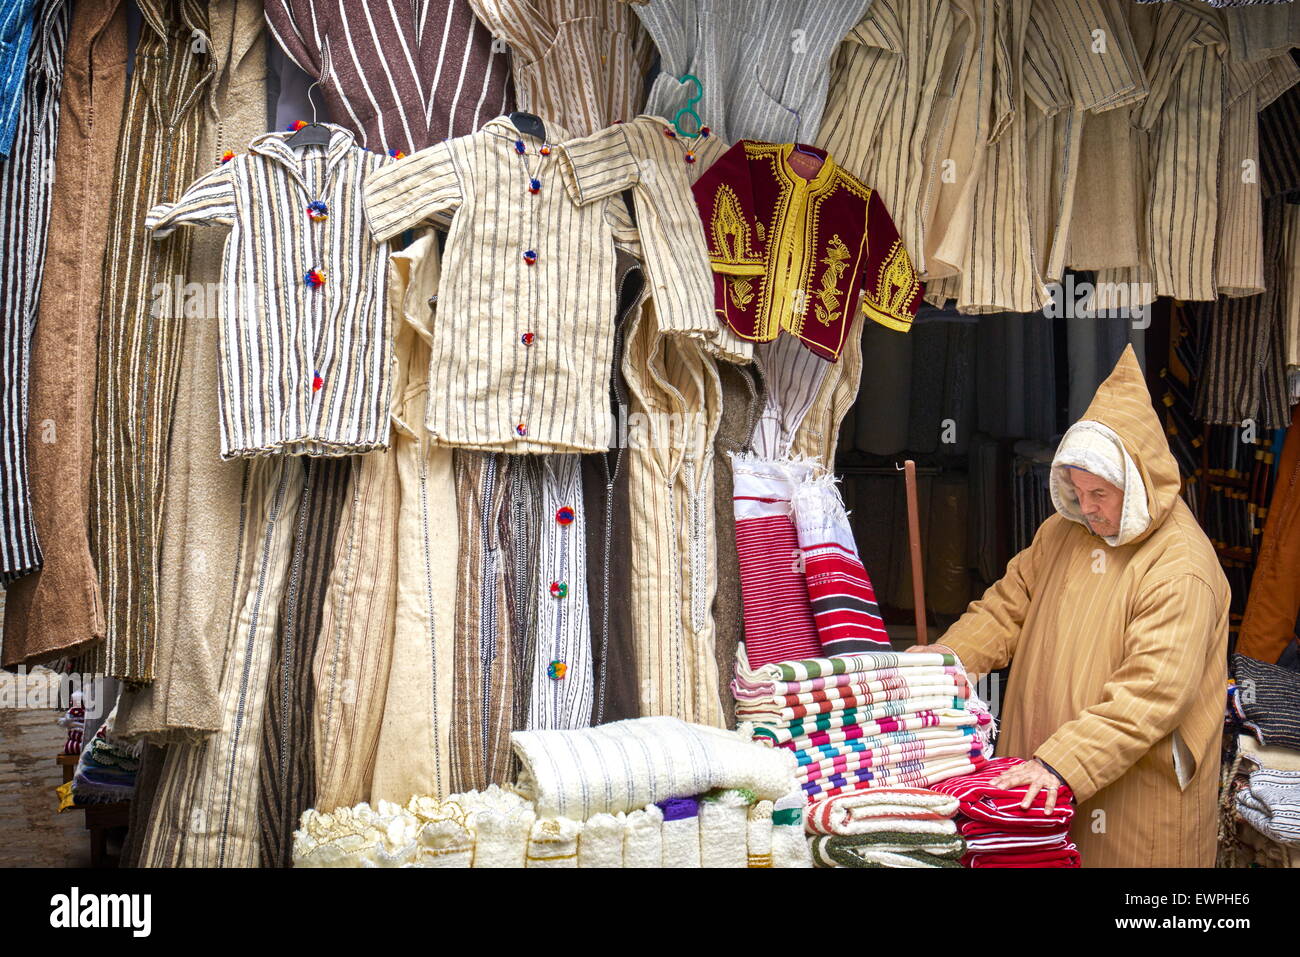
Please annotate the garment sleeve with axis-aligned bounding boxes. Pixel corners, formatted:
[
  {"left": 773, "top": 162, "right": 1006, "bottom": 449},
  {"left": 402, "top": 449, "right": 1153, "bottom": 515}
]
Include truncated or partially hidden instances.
[
  {"left": 1033, "top": 573, "right": 1222, "bottom": 804},
  {"left": 363, "top": 141, "right": 462, "bottom": 242},
  {"left": 858, "top": 189, "right": 922, "bottom": 332},
  {"left": 557, "top": 124, "right": 641, "bottom": 206},
  {"left": 939, "top": 521, "right": 1047, "bottom": 678},
  {"left": 692, "top": 139, "right": 764, "bottom": 277},
  {"left": 145, "top": 163, "right": 237, "bottom": 238},
  {"left": 263, "top": 0, "right": 321, "bottom": 77}
]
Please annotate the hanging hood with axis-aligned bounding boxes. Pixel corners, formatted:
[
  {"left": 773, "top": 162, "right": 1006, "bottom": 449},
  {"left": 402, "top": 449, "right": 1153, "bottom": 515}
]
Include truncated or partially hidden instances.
[{"left": 1048, "top": 344, "right": 1183, "bottom": 548}]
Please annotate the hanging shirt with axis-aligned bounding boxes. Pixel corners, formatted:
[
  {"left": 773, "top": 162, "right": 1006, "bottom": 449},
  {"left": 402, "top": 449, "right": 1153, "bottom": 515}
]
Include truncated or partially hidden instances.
[
  {"left": 145, "top": 123, "right": 394, "bottom": 460},
  {"left": 363, "top": 115, "right": 638, "bottom": 454},
  {"left": 264, "top": 0, "right": 513, "bottom": 153},
  {"left": 560, "top": 114, "right": 733, "bottom": 346},
  {"left": 467, "top": 0, "right": 653, "bottom": 137},
  {"left": 691, "top": 139, "right": 922, "bottom": 362},
  {"left": 633, "top": 0, "right": 869, "bottom": 143}
]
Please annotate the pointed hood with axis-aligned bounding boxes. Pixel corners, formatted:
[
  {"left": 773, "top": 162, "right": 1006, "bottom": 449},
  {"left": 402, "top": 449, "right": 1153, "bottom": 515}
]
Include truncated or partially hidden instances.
[{"left": 1049, "top": 345, "right": 1183, "bottom": 548}]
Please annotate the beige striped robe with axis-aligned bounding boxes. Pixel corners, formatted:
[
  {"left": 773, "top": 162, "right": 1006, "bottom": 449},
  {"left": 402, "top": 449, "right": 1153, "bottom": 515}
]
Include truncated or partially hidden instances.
[{"left": 939, "top": 345, "right": 1229, "bottom": 867}]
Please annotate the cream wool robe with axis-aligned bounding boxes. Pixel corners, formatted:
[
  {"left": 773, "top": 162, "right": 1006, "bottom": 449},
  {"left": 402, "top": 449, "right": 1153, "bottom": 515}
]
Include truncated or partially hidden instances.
[{"left": 939, "top": 345, "right": 1229, "bottom": 868}]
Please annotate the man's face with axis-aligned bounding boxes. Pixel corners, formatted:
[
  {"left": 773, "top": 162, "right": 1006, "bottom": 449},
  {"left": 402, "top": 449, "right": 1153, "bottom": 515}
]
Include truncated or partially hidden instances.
[{"left": 1069, "top": 468, "right": 1124, "bottom": 538}]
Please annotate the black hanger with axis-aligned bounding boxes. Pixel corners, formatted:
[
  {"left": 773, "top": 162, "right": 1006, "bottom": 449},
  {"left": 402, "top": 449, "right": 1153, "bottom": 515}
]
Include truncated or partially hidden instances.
[
  {"left": 288, "top": 78, "right": 332, "bottom": 149},
  {"left": 510, "top": 110, "right": 547, "bottom": 144}
]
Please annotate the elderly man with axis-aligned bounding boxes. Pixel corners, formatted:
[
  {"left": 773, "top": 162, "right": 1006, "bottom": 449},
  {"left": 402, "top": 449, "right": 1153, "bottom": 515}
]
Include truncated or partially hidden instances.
[{"left": 914, "top": 346, "right": 1228, "bottom": 867}]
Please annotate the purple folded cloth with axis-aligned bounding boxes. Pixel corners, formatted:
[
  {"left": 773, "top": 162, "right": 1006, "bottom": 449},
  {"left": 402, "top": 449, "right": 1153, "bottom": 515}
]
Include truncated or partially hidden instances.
[{"left": 657, "top": 797, "right": 700, "bottom": 822}]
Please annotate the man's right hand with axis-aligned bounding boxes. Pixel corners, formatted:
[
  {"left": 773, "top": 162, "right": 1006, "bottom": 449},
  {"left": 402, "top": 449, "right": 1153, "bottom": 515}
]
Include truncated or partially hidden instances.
[{"left": 905, "top": 643, "right": 957, "bottom": 657}]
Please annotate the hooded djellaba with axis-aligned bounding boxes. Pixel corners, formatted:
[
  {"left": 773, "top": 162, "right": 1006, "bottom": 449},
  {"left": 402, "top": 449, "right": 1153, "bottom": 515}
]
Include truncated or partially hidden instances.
[{"left": 933, "top": 345, "right": 1229, "bottom": 867}]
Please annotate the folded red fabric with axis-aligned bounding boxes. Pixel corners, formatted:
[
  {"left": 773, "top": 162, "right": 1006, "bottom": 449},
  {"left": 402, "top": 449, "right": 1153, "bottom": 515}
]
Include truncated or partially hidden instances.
[
  {"left": 965, "top": 846, "right": 1081, "bottom": 868},
  {"left": 929, "top": 757, "right": 1075, "bottom": 827}
]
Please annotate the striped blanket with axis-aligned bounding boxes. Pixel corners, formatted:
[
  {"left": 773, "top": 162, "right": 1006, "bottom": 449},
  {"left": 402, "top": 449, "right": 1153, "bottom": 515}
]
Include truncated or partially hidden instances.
[
  {"left": 735, "top": 673, "right": 970, "bottom": 713},
  {"left": 739, "top": 691, "right": 968, "bottom": 725},
  {"left": 737, "top": 649, "right": 958, "bottom": 685},
  {"left": 752, "top": 704, "right": 978, "bottom": 747},
  {"left": 801, "top": 753, "right": 988, "bottom": 800},
  {"left": 772, "top": 711, "right": 983, "bottom": 752},
  {"left": 805, "top": 788, "right": 959, "bottom": 836},
  {"left": 792, "top": 725, "right": 979, "bottom": 763},
  {"left": 797, "top": 739, "right": 984, "bottom": 786},
  {"left": 733, "top": 664, "right": 968, "bottom": 702},
  {"left": 811, "top": 831, "right": 965, "bottom": 868}
]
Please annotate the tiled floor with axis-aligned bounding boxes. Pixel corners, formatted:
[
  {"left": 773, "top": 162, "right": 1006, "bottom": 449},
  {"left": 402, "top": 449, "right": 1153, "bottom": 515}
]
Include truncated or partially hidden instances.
[{"left": 0, "top": 665, "right": 92, "bottom": 868}]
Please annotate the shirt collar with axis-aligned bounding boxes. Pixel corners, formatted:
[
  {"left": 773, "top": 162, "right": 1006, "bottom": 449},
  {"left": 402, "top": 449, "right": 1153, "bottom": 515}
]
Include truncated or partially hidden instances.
[
  {"left": 249, "top": 122, "right": 358, "bottom": 178},
  {"left": 481, "top": 115, "right": 574, "bottom": 147}
]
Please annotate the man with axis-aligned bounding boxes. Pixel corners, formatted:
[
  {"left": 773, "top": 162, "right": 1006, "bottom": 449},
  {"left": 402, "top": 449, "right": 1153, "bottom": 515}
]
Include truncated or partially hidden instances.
[{"left": 915, "top": 346, "right": 1229, "bottom": 867}]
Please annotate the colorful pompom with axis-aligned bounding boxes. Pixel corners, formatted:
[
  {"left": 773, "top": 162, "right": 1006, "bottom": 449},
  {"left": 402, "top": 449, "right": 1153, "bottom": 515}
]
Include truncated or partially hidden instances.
[
  {"left": 521, "top": 332, "right": 536, "bottom": 346},
  {"left": 539, "top": 145, "right": 551, "bottom": 156},
  {"left": 312, "top": 371, "right": 323, "bottom": 392},
  {"left": 684, "top": 150, "right": 697, "bottom": 164},
  {"left": 220, "top": 149, "right": 235, "bottom": 164},
  {"left": 549, "top": 581, "right": 568, "bottom": 599},
  {"left": 289, "top": 120, "right": 308, "bottom": 131},
  {"left": 387, "top": 147, "right": 406, "bottom": 159},
  {"left": 516, "top": 423, "right": 528, "bottom": 437},
  {"left": 523, "top": 249, "right": 538, "bottom": 265},
  {"left": 556, "top": 506, "right": 575, "bottom": 526},
  {"left": 515, "top": 139, "right": 526, "bottom": 154},
  {"left": 700, "top": 126, "right": 711, "bottom": 137},
  {"left": 304, "top": 268, "right": 326, "bottom": 288},
  {"left": 663, "top": 128, "right": 677, "bottom": 138},
  {"left": 306, "top": 200, "right": 329, "bottom": 221},
  {"left": 547, "top": 661, "right": 567, "bottom": 680},
  {"left": 528, "top": 178, "right": 541, "bottom": 194}
]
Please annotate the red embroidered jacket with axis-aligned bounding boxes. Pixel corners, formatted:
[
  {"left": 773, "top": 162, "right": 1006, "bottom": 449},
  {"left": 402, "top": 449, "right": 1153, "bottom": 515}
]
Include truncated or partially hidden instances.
[{"left": 692, "top": 140, "right": 923, "bottom": 360}]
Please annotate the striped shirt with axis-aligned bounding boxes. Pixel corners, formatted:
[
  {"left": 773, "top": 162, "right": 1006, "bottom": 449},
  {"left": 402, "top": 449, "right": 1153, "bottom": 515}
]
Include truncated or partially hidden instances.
[
  {"left": 467, "top": 0, "right": 653, "bottom": 137},
  {"left": 560, "top": 115, "right": 728, "bottom": 343},
  {"left": 0, "top": 0, "right": 68, "bottom": 582},
  {"left": 264, "top": 0, "right": 514, "bottom": 154},
  {"left": 0, "top": 1, "right": 37, "bottom": 157},
  {"left": 364, "top": 115, "right": 637, "bottom": 453},
  {"left": 633, "top": 0, "right": 869, "bottom": 143},
  {"left": 145, "top": 123, "right": 395, "bottom": 460}
]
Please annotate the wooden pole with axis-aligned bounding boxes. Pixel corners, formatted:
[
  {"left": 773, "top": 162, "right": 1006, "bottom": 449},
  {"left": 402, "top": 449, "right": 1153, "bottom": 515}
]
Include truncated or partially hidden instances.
[{"left": 903, "top": 459, "right": 928, "bottom": 645}]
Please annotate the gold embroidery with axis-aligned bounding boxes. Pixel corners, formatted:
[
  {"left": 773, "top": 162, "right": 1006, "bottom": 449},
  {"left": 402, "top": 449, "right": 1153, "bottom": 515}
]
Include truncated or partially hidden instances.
[
  {"left": 864, "top": 240, "right": 920, "bottom": 324},
  {"left": 727, "top": 276, "right": 755, "bottom": 310},
  {"left": 709, "top": 184, "right": 762, "bottom": 266},
  {"left": 814, "top": 234, "right": 849, "bottom": 326},
  {"left": 755, "top": 219, "right": 766, "bottom": 245}
]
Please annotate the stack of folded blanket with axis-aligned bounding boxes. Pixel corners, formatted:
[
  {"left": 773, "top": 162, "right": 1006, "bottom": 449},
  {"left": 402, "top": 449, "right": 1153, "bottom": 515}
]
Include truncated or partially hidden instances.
[
  {"left": 805, "top": 787, "right": 965, "bottom": 868},
  {"left": 734, "top": 649, "right": 993, "bottom": 801},
  {"left": 930, "top": 757, "right": 1080, "bottom": 867}
]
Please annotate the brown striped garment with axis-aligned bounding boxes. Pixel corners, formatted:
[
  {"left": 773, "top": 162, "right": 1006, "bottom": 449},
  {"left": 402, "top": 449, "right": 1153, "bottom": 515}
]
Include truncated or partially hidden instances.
[
  {"left": 114, "top": 0, "right": 270, "bottom": 744},
  {"left": 258, "top": 458, "right": 348, "bottom": 865},
  {"left": 468, "top": 0, "right": 653, "bottom": 136},
  {"left": 450, "top": 449, "right": 517, "bottom": 791},
  {"left": 1, "top": 0, "right": 125, "bottom": 668},
  {"left": 145, "top": 124, "right": 395, "bottom": 459},
  {"left": 90, "top": 0, "right": 214, "bottom": 683},
  {"left": 264, "top": 0, "right": 514, "bottom": 152}
]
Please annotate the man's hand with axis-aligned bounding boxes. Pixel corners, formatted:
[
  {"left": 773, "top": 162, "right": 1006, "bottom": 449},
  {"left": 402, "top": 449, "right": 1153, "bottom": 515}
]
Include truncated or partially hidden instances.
[
  {"left": 904, "top": 643, "right": 956, "bottom": 657},
  {"left": 989, "top": 758, "right": 1067, "bottom": 815}
]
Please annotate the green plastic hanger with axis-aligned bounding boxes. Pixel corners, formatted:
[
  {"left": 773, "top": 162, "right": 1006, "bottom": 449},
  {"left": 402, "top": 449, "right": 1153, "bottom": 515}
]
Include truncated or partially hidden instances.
[{"left": 672, "top": 74, "right": 704, "bottom": 136}]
